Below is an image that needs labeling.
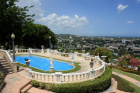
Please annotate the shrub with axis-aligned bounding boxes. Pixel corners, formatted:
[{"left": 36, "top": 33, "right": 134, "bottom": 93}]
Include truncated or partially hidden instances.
[
  {"left": 112, "top": 74, "right": 135, "bottom": 92},
  {"left": 138, "top": 65, "right": 140, "bottom": 71},
  {"left": 0, "top": 72, "right": 4, "bottom": 85},
  {"left": 30, "top": 80, "right": 39, "bottom": 87},
  {"left": 39, "top": 82, "right": 46, "bottom": 89},
  {"left": 48, "top": 66, "right": 112, "bottom": 93},
  {"left": 17, "top": 65, "right": 20, "bottom": 71}
]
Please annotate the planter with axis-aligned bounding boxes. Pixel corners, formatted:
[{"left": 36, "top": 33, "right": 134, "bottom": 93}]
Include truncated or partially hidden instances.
[{"left": 25, "top": 60, "right": 31, "bottom": 69}]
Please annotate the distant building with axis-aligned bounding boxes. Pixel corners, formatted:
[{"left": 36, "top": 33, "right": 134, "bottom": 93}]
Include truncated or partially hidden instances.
[{"left": 122, "top": 39, "right": 125, "bottom": 43}]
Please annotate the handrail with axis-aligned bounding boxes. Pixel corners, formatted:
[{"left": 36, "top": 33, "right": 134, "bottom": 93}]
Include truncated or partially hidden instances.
[{"left": 0, "top": 49, "right": 14, "bottom": 72}]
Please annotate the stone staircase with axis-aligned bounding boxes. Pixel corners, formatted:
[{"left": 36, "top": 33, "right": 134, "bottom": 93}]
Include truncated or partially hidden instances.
[
  {"left": 0, "top": 58, "right": 13, "bottom": 75},
  {"left": 21, "top": 83, "right": 32, "bottom": 93}
]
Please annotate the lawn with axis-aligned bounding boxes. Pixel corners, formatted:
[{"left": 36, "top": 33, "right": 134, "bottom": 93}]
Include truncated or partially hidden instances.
[{"left": 112, "top": 68, "right": 140, "bottom": 82}]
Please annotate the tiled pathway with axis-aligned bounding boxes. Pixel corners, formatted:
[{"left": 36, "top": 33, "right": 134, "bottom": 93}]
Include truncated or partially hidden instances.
[
  {"left": 112, "top": 72, "right": 140, "bottom": 88},
  {"left": 1, "top": 73, "right": 31, "bottom": 93}
]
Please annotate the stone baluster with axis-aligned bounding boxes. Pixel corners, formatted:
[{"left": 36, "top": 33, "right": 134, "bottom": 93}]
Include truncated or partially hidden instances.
[{"left": 55, "top": 72, "right": 62, "bottom": 83}]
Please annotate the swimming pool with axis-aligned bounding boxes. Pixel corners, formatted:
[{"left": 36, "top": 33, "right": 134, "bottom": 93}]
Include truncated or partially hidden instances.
[{"left": 15, "top": 56, "right": 73, "bottom": 71}]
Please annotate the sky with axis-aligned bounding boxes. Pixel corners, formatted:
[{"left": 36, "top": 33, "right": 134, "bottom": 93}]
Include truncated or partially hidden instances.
[{"left": 14, "top": 0, "right": 140, "bottom": 37}]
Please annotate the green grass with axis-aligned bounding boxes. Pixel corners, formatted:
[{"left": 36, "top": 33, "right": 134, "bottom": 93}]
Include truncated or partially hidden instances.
[
  {"left": 112, "top": 74, "right": 140, "bottom": 93},
  {"left": 121, "top": 77, "right": 140, "bottom": 93},
  {"left": 16, "top": 54, "right": 81, "bottom": 73},
  {"left": 112, "top": 68, "right": 140, "bottom": 82},
  {"left": 112, "top": 74, "right": 135, "bottom": 92}
]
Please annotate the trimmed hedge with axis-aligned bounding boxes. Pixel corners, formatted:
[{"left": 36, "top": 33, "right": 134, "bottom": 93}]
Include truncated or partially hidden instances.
[
  {"left": 47, "top": 66, "right": 112, "bottom": 93},
  {"left": 113, "top": 65, "right": 140, "bottom": 75},
  {"left": 112, "top": 74, "right": 135, "bottom": 92}
]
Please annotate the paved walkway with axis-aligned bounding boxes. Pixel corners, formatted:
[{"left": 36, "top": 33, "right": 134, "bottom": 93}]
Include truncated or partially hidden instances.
[{"left": 1, "top": 73, "right": 30, "bottom": 93}]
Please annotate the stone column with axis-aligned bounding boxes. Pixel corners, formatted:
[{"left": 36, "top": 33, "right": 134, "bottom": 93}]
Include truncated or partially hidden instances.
[
  {"left": 75, "top": 52, "right": 78, "bottom": 57},
  {"left": 13, "top": 62, "right": 17, "bottom": 73},
  {"left": 55, "top": 72, "right": 62, "bottom": 83},
  {"left": 25, "top": 68, "right": 32, "bottom": 78},
  {"left": 95, "top": 56, "right": 99, "bottom": 64},
  {"left": 47, "top": 49, "right": 50, "bottom": 54},
  {"left": 88, "top": 69, "right": 95, "bottom": 79},
  {"left": 41, "top": 49, "right": 44, "bottom": 54}
]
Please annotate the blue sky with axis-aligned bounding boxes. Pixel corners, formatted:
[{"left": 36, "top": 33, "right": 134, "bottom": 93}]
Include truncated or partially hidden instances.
[{"left": 14, "top": 0, "right": 140, "bottom": 37}]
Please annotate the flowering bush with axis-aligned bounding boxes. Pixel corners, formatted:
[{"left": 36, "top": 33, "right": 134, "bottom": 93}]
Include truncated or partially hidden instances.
[
  {"left": 93, "top": 47, "right": 113, "bottom": 62},
  {"left": 130, "top": 58, "right": 140, "bottom": 67},
  {"left": 118, "top": 54, "right": 132, "bottom": 67}
]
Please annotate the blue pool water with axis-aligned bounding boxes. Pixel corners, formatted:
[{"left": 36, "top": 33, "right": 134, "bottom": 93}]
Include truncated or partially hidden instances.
[{"left": 15, "top": 56, "right": 73, "bottom": 71}]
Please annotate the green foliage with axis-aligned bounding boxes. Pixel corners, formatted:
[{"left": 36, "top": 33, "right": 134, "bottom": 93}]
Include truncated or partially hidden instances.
[
  {"left": 93, "top": 47, "right": 113, "bottom": 62},
  {"left": 118, "top": 46, "right": 127, "bottom": 57},
  {"left": 39, "top": 82, "right": 46, "bottom": 89},
  {"left": 30, "top": 80, "right": 39, "bottom": 87},
  {"left": 0, "top": 72, "right": 4, "bottom": 85},
  {"left": 22, "top": 23, "right": 57, "bottom": 48},
  {"left": 48, "top": 66, "right": 112, "bottom": 93},
  {"left": 118, "top": 54, "right": 132, "bottom": 67},
  {"left": 0, "top": 0, "right": 35, "bottom": 49},
  {"left": 17, "top": 65, "right": 20, "bottom": 70},
  {"left": 113, "top": 66, "right": 140, "bottom": 75},
  {"left": 138, "top": 65, "right": 140, "bottom": 71},
  {"left": 112, "top": 74, "right": 135, "bottom": 92}
]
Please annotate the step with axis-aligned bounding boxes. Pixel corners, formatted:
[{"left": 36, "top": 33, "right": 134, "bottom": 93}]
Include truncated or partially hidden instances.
[
  {"left": 0, "top": 58, "right": 6, "bottom": 60},
  {"left": 0, "top": 66, "right": 11, "bottom": 69},
  {"left": 0, "top": 68, "right": 13, "bottom": 72},
  {"left": 0, "top": 60, "right": 7, "bottom": 62},
  {"left": 0, "top": 61, "right": 9, "bottom": 65},
  {"left": 0, "top": 64, "right": 10, "bottom": 67},
  {"left": 21, "top": 84, "right": 32, "bottom": 93},
  {"left": 1, "top": 71, "right": 13, "bottom": 75}
]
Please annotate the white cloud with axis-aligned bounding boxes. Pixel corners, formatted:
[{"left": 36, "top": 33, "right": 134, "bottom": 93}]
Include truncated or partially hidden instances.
[
  {"left": 36, "top": 13, "right": 89, "bottom": 29},
  {"left": 117, "top": 4, "right": 128, "bottom": 13},
  {"left": 137, "top": 0, "right": 140, "bottom": 3},
  {"left": 127, "top": 21, "right": 133, "bottom": 23},
  {"left": 14, "top": 0, "right": 45, "bottom": 20},
  {"left": 14, "top": 0, "right": 89, "bottom": 34}
]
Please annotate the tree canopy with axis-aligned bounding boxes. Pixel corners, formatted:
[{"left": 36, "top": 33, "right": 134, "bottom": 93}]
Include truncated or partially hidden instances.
[
  {"left": 22, "top": 23, "right": 57, "bottom": 48},
  {"left": 0, "top": 0, "right": 57, "bottom": 49},
  {"left": 93, "top": 47, "right": 113, "bottom": 62}
]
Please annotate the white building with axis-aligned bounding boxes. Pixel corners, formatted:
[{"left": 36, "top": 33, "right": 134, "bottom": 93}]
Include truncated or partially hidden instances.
[{"left": 122, "top": 39, "right": 125, "bottom": 43}]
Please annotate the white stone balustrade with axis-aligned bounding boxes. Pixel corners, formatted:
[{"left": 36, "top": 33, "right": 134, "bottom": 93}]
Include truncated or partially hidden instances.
[{"left": 25, "top": 56, "right": 105, "bottom": 84}]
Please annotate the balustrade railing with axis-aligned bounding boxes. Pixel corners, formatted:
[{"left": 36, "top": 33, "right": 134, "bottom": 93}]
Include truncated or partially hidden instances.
[
  {"left": 0, "top": 49, "right": 14, "bottom": 72},
  {"left": 25, "top": 56, "right": 105, "bottom": 84}
]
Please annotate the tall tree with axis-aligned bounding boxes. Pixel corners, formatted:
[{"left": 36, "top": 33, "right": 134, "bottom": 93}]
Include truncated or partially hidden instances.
[
  {"left": 0, "top": 0, "right": 35, "bottom": 49},
  {"left": 118, "top": 46, "right": 127, "bottom": 57},
  {"left": 22, "top": 23, "right": 57, "bottom": 48}
]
